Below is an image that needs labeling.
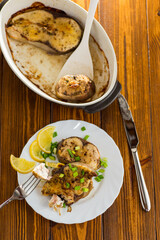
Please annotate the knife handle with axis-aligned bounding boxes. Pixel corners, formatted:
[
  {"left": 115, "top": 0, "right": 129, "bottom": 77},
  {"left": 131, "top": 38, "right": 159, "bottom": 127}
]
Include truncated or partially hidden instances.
[{"left": 131, "top": 149, "right": 151, "bottom": 211}]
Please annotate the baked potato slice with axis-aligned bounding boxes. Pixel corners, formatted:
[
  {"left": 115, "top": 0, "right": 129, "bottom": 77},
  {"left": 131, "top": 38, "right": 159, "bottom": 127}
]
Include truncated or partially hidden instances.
[
  {"left": 57, "top": 137, "right": 100, "bottom": 170},
  {"left": 6, "top": 2, "right": 82, "bottom": 54}
]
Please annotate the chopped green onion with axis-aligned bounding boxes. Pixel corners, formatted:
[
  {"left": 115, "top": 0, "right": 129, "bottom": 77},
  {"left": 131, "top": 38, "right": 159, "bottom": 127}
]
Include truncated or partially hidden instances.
[
  {"left": 98, "top": 169, "right": 105, "bottom": 173},
  {"left": 74, "top": 186, "right": 81, "bottom": 190},
  {"left": 66, "top": 182, "right": 70, "bottom": 188},
  {"left": 59, "top": 173, "right": 64, "bottom": 178},
  {"left": 53, "top": 132, "right": 58, "bottom": 138},
  {"left": 71, "top": 167, "right": 77, "bottom": 172},
  {"left": 72, "top": 150, "right": 76, "bottom": 155},
  {"left": 45, "top": 163, "right": 48, "bottom": 169},
  {"left": 73, "top": 172, "right": 78, "bottom": 178},
  {"left": 102, "top": 162, "right": 108, "bottom": 168},
  {"left": 102, "top": 157, "right": 107, "bottom": 162},
  {"left": 83, "top": 135, "right": 89, "bottom": 141},
  {"left": 82, "top": 188, "right": 89, "bottom": 192},
  {"left": 95, "top": 176, "right": 101, "bottom": 182},
  {"left": 75, "top": 156, "right": 80, "bottom": 161},
  {"left": 98, "top": 175, "right": 104, "bottom": 179},
  {"left": 80, "top": 177, "right": 84, "bottom": 183},
  {"left": 100, "top": 158, "right": 108, "bottom": 168},
  {"left": 75, "top": 146, "right": 80, "bottom": 151},
  {"left": 81, "top": 126, "right": 86, "bottom": 131},
  {"left": 81, "top": 169, "right": 85, "bottom": 176},
  {"left": 53, "top": 142, "right": 58, "bottom": 148},
  {"left": 43, "top": 153, "right": 49, "bottom": 159},
  {"left": 67, "top": 149, "right": 74, "bottom": 158},
  {"left": 49, "top": 155, "right": 56, "bottom": 160},
  {"left": 53, "top": 148, "right": 57, "bottom": 154},
  {"left": 68, "top": 163, "right": 72, "bottom": 169},
  {"left": 50, "top": 142, "right": 58, "bottom": 153},
  {"left": 96, "top": 171, "right": 100, "bottom": 175},
  {"left": 63, "top": 203, "right": 66, "bottom": 208},
  {"left": 95, "top": 174, "right": 104, "bottom": 182}
]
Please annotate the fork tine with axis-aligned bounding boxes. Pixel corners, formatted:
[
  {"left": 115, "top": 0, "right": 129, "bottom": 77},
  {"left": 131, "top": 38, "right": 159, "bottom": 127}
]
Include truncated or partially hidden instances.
[
  {"left": 22, "top": 174, "right": 35, "bottom": 188},
  {"left": 25, "top": 179, "right": 40, "bottom": 196},
  {"left": 24, "top": 177, "right": 38, "bottom": 192}
]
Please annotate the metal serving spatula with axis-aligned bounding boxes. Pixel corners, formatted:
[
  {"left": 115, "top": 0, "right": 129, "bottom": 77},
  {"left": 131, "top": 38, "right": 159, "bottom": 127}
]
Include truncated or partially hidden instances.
[{"left": 117, "top": 94, "right": 151, "bottom": 211}]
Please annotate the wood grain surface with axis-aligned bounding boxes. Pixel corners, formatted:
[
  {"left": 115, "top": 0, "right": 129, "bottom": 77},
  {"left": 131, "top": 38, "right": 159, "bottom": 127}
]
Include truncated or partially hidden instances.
[{"left": 0, "top": 0, "right": 159, "bottom": 239}]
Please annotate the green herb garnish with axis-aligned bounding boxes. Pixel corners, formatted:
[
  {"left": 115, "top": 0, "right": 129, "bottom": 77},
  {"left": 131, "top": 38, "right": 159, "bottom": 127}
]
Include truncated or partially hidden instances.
[
  {"left": 98, "top": 175, "right": 104, "bottom": 179},
  {"left": 53, "top": 132, "right": 58, "bottom": 138},
  {"left": 49, "top": 155, "right": 56, "bottom": 160},
  {"left": 67, "top": 149, "right": 74, "bottom": 158},
  {"left": 66, "top": 182, "right": 70, "bottom": 188},
  {"left": 43, "top": 153, "right": 49, "bottom": 159},
  {"left": 95, "top": 177, "right": 101, "bottom": 182},
  {"left": 63, "top": 203, "right": 66, "bottom": 208},
  {"left": 71, "top": 167, "right": 77, "bottom": 172},
  {"left": 100, "top": 158, "right": 108, "bottom": 168},
  {"left": 80, "top": 177, "right": 84, "bottom": 183},
  {"left": 72, "top": 150, "right": 76, "bottom": 155},
  {"left": 74, "top": 186, "right": 81, "bottom": 190},
  {"left": 50, "top": 142, "right": 58, "bottom": 153},
  {"left": 83, "top": 135, "right": 89, "bottom": 141},
  {"left": 59, "top": 173, "right": 64, "bottom": 178},
  {"left": 75, "top": 156, "right": 80, "bottom": 161},
  {"left": 95, "top": 174, "right": 104, "bottom": 182},
  {"left": 81, "top": 169, "right": 85, "bottom": 176},
  {"left": 101, "top": 162, "right": 108, "bottom": 168},
  {"left": 81, "top": 126, "right": 86, "bottom": 131},
  {"left": 45, "top": 163, "right": 48, "bottom": 169},
  {"left": 73, "top": 172, "right": 78, "bottom": 178},
  {"left": 75, "top": 146, "right": 80, "bottom": 151},
  {"left": 53, "top": 148, "right": 57, "bottom": 154},
  {"left": 98, "top": 169, "right": 105, "bottom": 173},
  {"left": 82, "top": 188, "right": 89, "bottom": 192},
  {"left": 68, "top": 163, "right": 72, "bottom": 169}
]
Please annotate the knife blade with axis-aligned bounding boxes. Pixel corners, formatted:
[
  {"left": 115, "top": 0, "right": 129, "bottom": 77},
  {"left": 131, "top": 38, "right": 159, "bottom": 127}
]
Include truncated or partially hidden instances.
[
  {"left": 117, "top": 93, "right": 151, "bottom": 212},
  {"left": 117, "top": 94, "right": 139, "bottom": 149}
]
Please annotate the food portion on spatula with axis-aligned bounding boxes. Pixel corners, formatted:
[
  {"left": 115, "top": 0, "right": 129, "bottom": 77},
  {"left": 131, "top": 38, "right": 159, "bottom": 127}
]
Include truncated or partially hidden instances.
[{"left": 54, "top": 0, "right": 99, "bottom": 102}]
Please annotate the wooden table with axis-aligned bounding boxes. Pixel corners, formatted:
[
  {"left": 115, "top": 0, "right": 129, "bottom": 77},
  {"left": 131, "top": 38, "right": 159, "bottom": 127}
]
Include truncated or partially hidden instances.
[{"left": 0, "top": 0, "right": 160, "bottom": 239}]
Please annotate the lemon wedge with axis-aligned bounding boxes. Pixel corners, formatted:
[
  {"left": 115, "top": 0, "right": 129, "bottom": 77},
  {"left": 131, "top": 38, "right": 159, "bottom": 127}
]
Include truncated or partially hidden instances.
[
  {"left": 10, "top": 155, "right": 36, "bottom": 174},
  {"left": 37, "top": 126, "right": 56, "bottom": 153},
  {"left": 45, "top": 162, "right": 65, "bottom": 168},
  {"left": 29, "top": 140, "right": 44, "bottom": 162}
]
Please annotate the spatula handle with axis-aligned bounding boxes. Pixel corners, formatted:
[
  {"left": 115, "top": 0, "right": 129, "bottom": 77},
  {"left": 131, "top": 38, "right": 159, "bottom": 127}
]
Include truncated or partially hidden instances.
[
  {"left": 131, "top": 149, "right": 151, "bottom": 211},
  {"left": 82, "top": 0, "right": 99, "bottom": 44}
]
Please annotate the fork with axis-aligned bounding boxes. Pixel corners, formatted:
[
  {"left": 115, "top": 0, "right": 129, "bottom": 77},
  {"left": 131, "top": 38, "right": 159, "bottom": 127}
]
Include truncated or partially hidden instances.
[{"left": 0, "top": 174, "right": 40, "bottom": 209}]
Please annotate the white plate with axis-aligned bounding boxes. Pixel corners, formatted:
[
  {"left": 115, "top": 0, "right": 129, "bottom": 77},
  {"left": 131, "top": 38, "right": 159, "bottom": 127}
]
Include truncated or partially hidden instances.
[{"left": 18, "top": 120, "right": 124, "bottom": 224}]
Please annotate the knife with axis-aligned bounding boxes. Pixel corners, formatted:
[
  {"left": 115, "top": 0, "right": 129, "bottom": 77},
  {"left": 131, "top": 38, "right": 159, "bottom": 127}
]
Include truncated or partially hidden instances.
[{"left": 117, "top": 93, "right": 151, "bottom": 211}]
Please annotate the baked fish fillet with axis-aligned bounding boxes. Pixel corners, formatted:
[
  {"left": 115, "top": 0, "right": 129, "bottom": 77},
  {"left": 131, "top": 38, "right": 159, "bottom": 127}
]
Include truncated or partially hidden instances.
[
  {"left": 6, "top": 2, "right": 82, "bottom": 54},
  {"left": 42, "top": 162, "right": 97, "bottom": 205}
]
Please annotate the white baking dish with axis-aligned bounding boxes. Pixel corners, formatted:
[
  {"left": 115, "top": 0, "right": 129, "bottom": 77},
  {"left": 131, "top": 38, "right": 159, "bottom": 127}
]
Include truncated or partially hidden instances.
[{"left": 0, "top": 0, "right": 121, "bottom": 113}]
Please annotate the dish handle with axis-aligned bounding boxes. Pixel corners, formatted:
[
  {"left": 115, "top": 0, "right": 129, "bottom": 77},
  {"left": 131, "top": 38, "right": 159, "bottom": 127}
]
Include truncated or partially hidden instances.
[
  {"left": 82, "top": 81, "right": 121, "bottom": 113},
  {"left": 0, "top": 0, "right": 8, "bottom": 11}
]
